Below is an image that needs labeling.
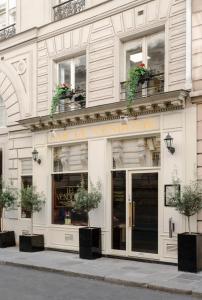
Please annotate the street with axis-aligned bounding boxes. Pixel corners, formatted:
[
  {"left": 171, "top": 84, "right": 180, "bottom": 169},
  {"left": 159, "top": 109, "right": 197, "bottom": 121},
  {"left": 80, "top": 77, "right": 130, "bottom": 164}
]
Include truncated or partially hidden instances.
[{"left": 0, "top": 265, "right": 198, "bottom": 300}]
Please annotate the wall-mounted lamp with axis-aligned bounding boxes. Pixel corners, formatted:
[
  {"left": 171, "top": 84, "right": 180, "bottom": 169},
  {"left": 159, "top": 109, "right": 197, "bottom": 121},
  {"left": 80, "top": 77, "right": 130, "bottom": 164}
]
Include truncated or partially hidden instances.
[
  {"left": 164, "top": 133, "right": 175, "bottom": 155},
  {"left": 32, "top": 148, "right": 41, "bottom": 164}
]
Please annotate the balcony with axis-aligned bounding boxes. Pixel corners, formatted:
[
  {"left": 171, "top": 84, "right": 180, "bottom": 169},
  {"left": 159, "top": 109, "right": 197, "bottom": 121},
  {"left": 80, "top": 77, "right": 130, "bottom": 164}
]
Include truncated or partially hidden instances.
[
  {"left": 0, "top": 23, "right": 16, "bottom": 41},
  {"left": 53, "top": 0, "right": 85, "bottom": 21},
  {"left": 120, "top": 73, "right": 165, "bottom": 102},
  {"left": 57, "top": 89, "right": 86, "bottom": 114}
]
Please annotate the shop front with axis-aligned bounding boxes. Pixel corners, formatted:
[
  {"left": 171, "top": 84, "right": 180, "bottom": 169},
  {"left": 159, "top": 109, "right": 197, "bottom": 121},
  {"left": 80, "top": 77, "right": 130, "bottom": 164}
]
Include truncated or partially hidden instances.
[{"left": 19, "top": 90, "right": 196, "bottom": 263}]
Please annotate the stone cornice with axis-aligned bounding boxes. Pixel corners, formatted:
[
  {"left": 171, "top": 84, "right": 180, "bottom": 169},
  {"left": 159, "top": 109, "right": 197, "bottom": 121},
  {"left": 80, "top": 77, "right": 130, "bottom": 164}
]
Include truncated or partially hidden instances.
[{"left": 18, "top": 90, "right": 189, "bottom": 132}]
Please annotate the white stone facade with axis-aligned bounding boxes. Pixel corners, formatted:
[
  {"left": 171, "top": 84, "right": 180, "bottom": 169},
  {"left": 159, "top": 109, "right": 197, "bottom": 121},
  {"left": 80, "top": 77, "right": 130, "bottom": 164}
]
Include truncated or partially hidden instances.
[{"left": 0, "top": 0, "right": 198, "bottom": 263}]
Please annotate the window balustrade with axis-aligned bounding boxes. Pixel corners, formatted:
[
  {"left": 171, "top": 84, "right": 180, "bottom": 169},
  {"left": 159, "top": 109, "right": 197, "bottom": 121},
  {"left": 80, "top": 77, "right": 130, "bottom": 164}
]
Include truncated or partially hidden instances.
[{"left": 53, "top": 0, "right": 85, "bottom": 21}]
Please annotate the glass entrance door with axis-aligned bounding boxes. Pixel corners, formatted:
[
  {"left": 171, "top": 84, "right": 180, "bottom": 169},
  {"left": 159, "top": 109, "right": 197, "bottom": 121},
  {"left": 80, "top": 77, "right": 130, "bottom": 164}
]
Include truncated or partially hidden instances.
[{"left": 129, "top": 172, "right": 158, "bottom": 254}]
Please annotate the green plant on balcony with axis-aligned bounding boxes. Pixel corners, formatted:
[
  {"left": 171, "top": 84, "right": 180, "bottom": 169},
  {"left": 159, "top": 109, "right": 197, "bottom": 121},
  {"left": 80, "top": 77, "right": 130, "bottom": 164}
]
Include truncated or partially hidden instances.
[
  {"left": 127, "top": 63, "right": 153, "bottom": 106},
  {"left": 51, "top": 83, "right": 73, "bottom": 116}
]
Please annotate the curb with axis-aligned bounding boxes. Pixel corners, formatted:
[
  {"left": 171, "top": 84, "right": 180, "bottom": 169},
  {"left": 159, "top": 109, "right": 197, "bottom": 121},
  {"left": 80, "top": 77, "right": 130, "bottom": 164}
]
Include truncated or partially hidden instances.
[{"left": 0, "top": 260, "right": 200, "bottom": 297}]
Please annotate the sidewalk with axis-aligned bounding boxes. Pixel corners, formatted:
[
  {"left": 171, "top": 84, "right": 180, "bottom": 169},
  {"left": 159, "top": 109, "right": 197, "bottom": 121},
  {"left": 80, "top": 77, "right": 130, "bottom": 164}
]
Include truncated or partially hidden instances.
[{"left": 0, "top": 248, "right": 202, "bottom": 297}]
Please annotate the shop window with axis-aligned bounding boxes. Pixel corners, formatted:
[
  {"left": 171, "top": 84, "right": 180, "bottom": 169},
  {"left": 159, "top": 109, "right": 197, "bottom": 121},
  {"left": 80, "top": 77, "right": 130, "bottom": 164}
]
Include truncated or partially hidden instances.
[
  {"left": 112, "top": 136, "right": 160, "bottom": 169},
  {"left": 0, "top": 0, "right": 16, "bottom": 29},
  {"left": 52, "top": 143, "right": 88, "bottom": 225},
  {"left": 58, "top": 54, "right": 86, "bottom": 91},
  {"left": 0, "top": 96, "right": 6, "bottom": 127},
  {"left": 52, "top": 173, "right": 88, "bottom": 225},
  {"left": 21, "top": 159, "right": 33, "bottom": 218},
  {"left": 53, "top": 143, "right": 88, "bottom": 172}
]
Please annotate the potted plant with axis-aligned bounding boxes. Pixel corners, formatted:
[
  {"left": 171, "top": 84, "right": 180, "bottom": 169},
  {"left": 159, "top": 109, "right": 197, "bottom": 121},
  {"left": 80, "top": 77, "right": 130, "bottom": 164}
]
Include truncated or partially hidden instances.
[
  {"left": 74, "top": 180, "right": 102, "bottom": 259},
  {"left": 51, "top": 83, "right": 73, "bottom": 115},
  {"left": 127, "top": 63, "right": 153, "bottom": 106},
  {"left": 169, "top": 181, "right": 202, "bottom": 272},
  {"left": 19, "top": 186, "right": 46, "bottom": 252},
  {"left": 0, "top": 183, "right": 17, "bottom": 248}
]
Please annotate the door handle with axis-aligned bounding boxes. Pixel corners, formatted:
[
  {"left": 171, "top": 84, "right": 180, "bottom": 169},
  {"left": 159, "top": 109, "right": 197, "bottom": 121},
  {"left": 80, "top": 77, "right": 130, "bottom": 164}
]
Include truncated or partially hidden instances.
[{"left": 129, "top": 202, "right": 132, "bottom": 227}]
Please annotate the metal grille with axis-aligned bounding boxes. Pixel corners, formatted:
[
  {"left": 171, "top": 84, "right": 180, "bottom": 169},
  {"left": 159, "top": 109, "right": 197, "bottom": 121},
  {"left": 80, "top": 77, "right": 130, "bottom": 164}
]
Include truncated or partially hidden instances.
[
  {"left": 53, "top": 0, "right": 85, "bottom": 21},
  {"left": 0, "top": 23, "right": 16, "bottom": 41}
]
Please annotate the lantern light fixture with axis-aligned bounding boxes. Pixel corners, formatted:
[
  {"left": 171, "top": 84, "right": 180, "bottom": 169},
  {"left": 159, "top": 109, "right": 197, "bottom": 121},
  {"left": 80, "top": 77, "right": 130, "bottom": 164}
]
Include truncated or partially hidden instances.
[
  {"left": 32, "top": 148, "right": 41, "bottom": 164},
  {"left": 164, "top": 133, "right": 175, "bottom": 155}
]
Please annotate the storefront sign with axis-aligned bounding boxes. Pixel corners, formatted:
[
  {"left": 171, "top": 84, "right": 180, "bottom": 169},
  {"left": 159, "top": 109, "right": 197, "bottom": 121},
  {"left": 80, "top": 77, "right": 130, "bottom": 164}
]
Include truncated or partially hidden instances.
[{"left": 48, "top": 117, "right": 160, "bottom": 144}]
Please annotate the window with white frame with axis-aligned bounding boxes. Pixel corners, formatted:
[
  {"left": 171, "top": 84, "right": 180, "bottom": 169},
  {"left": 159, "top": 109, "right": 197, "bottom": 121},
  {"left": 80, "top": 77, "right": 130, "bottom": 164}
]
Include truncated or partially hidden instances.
[
  {"left": 52, "top": 143, "right": 88, "bottom": 226},
  {"left": 0, "top": 96, "right": 6, "bottom": 127},
  {"left": 0, "top": 0, "right": 16, "bottom": 29},
  {"left": 124, "top": 31, "right": 165, "bottom": 78},
  {"left": 58, "top": 54, "right": 86, "bottom": 91}
]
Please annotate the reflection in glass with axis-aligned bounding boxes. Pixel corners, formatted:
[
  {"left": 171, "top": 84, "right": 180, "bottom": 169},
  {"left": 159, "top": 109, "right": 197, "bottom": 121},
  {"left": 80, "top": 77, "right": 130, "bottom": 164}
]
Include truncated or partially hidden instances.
[
  {"left": 147, "top": 32, "right": 165, "bottom": 74},
  {"left": 53, "top": 143, "right": 88, "bottom": 172},
  {"left": 132, "top": 173, "right": 158, "bottom": 253},
  {"left": 58, "top": 60, "right": 71, "bottom": 85},
  {"left": 52, "top": 173, "right": 88, "bottom": 225},
  {"left": 112, "top": 136, "right": 160, "bottom": 169},
  {"left": 112, "top": 171, "right": 126, "bottom": 250},
  {"left": 21, "top": 176, "right": 32, "bottom": 218},
  {"left": 75, "top": 55, "right": 86, "bottom": 90},
  {"left": 126, "top": 41, "right": 142, "bottom": 76}
]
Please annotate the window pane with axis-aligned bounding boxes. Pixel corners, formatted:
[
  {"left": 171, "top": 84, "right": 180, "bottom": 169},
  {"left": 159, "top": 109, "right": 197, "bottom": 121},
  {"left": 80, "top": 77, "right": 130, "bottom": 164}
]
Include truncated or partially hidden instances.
[
  {"left": 126, "top": 41, "right": 142, "bottom": 76},
  {"left": 21, "top": 176, "right": 32, "bottom": 218},
  {"left": 52, "top": 173, "right": 88, "bottom": 225},
  {"left": 147, "top": 32, "right": 165, "bottom": 74},
  {"left": 9, "top": 8, "right": 16, "bottom": 24},
  {"left": 75, "top": 55, "right": 86, "bottom": 91},
  {"left": 53, "top": 143, "right": 88, "bottom": 172},
  {"left": 112, "top": 136, "right": 160, "bottom": 169},
  {"left": 112, "top": 171, "right": 126, "bottom": 250},
  {"left": 0, "top": 12, "right": 6, "bottom": 29},
  {"left": 8, "top": 0, "right": 16, "bottom": 9},
  {"left": 58, "top": 60, "right": 71, "bottom": 85}
]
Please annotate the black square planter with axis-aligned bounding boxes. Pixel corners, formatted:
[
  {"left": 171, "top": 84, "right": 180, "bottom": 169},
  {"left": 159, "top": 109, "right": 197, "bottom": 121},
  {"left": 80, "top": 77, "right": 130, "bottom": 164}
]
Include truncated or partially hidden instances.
[
  {"left": 0, "top": 231, "right": 15, "bottom": 248},
  {"left": 19, "top": 234, "right": 44, "bottom": 252},
  {"left": 79, "top": 227, "right": 102, "bottom": 259},
  {"left": 178, "top": 233, "right": 202, "bottom": 273}
]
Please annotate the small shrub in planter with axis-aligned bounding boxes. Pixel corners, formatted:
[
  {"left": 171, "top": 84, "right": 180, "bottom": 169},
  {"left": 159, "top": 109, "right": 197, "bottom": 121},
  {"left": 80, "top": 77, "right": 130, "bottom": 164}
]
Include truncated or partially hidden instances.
[
  {"left": 19, "top": 186, "right": 45, "bottom": 252},
  {"left": 0, "top": 183, "right": 17, "bottom": 248},
  {"left": 74, "top": 180, "right": 102, "bottom": 259},
  {"left": 169, "top": 180, "right": 202, "bottom": 272}
]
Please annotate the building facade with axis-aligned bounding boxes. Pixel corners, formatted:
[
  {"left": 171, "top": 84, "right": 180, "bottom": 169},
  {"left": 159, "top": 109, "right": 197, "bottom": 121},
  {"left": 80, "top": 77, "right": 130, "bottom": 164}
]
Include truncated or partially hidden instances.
[{"left": 0, "top": 0, "right": 198, "bottom": 263}]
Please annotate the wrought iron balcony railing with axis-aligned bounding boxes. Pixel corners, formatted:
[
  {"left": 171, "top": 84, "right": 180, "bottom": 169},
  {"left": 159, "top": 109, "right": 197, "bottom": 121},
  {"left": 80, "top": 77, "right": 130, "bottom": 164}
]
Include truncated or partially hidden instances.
[
  {"left": 120, "top": 73, "right": 165, "bottom": 102},
  {"left": 0, "top": 23, "right": 16, "bottom": 41},
  {"left": 53, "top": 0, "right": 85, "bottom": 21},
  {"left": 57, "top": 89, "right": 86, "bottom": 113}
]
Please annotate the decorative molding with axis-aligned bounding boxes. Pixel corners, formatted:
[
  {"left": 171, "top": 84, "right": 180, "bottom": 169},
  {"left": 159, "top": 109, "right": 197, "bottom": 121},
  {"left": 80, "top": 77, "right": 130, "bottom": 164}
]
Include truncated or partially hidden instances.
[{"left": 18, "top": 89, "right": 189, "bottom": 132}]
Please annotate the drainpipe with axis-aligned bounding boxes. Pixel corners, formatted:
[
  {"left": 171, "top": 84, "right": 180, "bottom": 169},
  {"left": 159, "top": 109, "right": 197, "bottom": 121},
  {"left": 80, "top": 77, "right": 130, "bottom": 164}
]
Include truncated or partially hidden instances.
[{"left": 185, "top": 0, "right": 192, "bottom": 90}]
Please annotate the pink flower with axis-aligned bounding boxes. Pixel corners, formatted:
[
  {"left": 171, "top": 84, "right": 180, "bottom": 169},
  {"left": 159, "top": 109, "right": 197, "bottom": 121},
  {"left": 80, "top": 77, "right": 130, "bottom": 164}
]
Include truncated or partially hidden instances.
[{"left": 139, "top": 63, "right": 145, "bottom": 67}]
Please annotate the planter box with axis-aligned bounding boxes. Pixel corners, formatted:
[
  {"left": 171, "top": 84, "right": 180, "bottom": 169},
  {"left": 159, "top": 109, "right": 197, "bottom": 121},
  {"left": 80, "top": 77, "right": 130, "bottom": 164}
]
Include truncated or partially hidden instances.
[
  {"left": 0, "top": 231, "right": 15, "bottom": 248},
  {"left": 178, "top": 233, "right": 202, "bottom": 273},
  {"left": 19, "top": 234, "right": 44, "bottom": 252},
  {"left": 79, "top": 227, "right": 102, "bottom": 259}
]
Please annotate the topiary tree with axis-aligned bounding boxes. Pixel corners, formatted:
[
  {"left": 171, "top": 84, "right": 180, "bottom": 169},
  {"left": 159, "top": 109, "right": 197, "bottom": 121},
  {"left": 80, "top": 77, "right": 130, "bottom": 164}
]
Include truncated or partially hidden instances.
[
  {"left": 0, "top": 184, "right": 17, "bottom": 232},
  {"left": 169, "top": 181, "right": 202, "bottom": 234},
  {"left": 74, "top": 180, "right": 102, "bottom": 227},
  {"left": 19, "top": 186, "right": 45, "bottom": 235}
]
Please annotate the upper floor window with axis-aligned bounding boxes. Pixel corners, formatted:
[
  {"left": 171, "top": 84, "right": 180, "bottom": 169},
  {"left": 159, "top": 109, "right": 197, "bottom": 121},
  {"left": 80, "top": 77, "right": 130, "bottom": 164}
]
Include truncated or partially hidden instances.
[
  {"left": 55, "top": 54, "right": 86, "bottom": 112},
  {"left": 0, "top": 0, "right": 16, "bottom": 29},
  {"left": 0, "top": 96, "right": 6, "bottom": 127},
  {"left": 125, "top": 31, "right": 165, "bottom": 77},
  {"left": 121, "top": 31, "right": 165, "bottom": 100},
  {"left": 58, "top": 54, "right": 86, "bottom": 91}
]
